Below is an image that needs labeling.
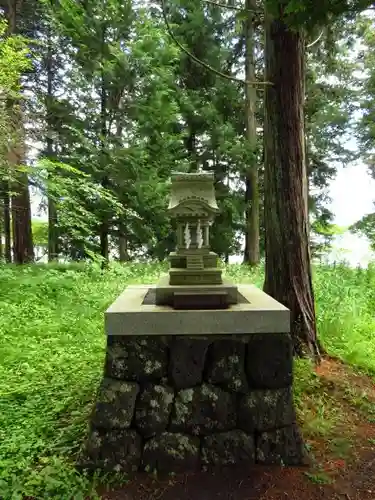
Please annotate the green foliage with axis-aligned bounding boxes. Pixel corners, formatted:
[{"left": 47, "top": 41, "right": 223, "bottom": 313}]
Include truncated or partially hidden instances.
[
  {"left": 350, "top": 211, "right": 375, "bottom": 251},
  {"left": 0, "top": 19, "right": 31, "bottom": 97},
  {"left": 0, "top": 0, "right": 365, "bottom": 263},
  {"left": 32, "top": 220, "right": 48, "bottom": 247},
  {"left": 269, "top": 0, "right": 374, "bottom": 29},
  {"left": 314, "top": 262, "right": 375, "bottom": 372},
  {"left": 31, "top": 160, "right": 124, "bottom": 260},
  {"left": 0, "top": 262, "right": 164, "bottom": 499},
  {"left": 354, "top": 14, "right": 375, "bottom": 249},
  {"left": 0, "top": 17, "right": 31, "bottom": 181},
  {"left": 0, "top": 262, "right": 374, "bottom": 497}
]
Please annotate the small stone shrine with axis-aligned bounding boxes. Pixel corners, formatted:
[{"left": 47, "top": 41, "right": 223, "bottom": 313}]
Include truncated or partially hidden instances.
[
  {"left": 155, "top": 171, "right": 238, "bottom": 309},
  {"left": 80, "top": 171, "right": 306, "bottom": 475}
]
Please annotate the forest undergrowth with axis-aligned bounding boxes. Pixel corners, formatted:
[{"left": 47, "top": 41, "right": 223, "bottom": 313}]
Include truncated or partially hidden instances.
[{"left": 0, "top": 262, "right": 374, "bottom": 499}]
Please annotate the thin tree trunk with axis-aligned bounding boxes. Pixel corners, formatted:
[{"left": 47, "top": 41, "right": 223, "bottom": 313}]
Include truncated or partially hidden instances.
[
  {"left": 99, "top": 24, "right": 109, "bottom": 265},
  {"left": 1, "top": 182, "right": 12, "bottom": 262},
  {"left": 9, "top": 108, "right": 34, "bottom": 266},
  {"left": 11, "top": 171, "right": 34, "bottom": 264},
  {"left": 119, "top": 226, "right": 130, "bottom": 262},
  {"left": 46, "top": 26, "right": 58, "bottom": 262},
  {"left": 243, "top": 0, "right": 260, "bottom": 266},
  {"left": 47, "top": 183, "right": 58, "bottom": 262},
  {"left": 0, "top": 212, "right": 3, "bottom": 260},
  {"left": 185, "top": 130, "right": 198, "bottom": 171},
  {"left": 263, "top": 6, "right": 320, "bottom": 360}
]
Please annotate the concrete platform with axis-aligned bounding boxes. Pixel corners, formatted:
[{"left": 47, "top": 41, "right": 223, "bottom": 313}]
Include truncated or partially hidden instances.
[{"left": 105, "top": 284, "right": 290, "bottom": 336}]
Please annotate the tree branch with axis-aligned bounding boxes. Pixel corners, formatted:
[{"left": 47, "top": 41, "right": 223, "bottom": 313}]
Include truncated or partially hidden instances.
[
  {"left": 306, "top": 30, "right": 324, "bottom": 49},
  {"left": 203, "top": 0, "right": 263, "bottom": 14},
  {"left": 160, "top": 0, "right": 272, "bottom": 87}
]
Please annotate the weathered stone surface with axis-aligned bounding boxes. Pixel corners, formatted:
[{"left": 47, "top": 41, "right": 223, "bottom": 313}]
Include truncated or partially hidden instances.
[
  {"left": 142, "top": 432, "right": 200, "bottom": 474},
  {"left": 169, "top": 337, "right": 209, "bottom": 389},
  {"left": 247, "top": 334, "right": 293, "bottom": 389},
  {"left": 238, "top": 387, "right": 295, "bottom": 432},
  {"left": 205, "top": 339, "right": 248, "bottom": 393},
  {"left": 170, "top": 384, "right": 236, "bottom": 436},
  {"left": 84, "top": 428, "right": 141, "bottom": 472},
  {"left": 92, "top": 378, "right": 139, "bottom": 429},
  {"left": 201, "top": 430, "right": 255, "bottom": 466},
  {"left": 256, "top": 424, "right": 307, "bottom": 465},
  {"left": 135, "top": 384, "right": 175, "bottom": 438},
  {"left": 105, "top": 336, "right": 168, "bottom": 382}
]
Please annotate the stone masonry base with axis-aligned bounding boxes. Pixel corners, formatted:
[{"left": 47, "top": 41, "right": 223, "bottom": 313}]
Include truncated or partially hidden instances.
[{"left": 80, "top": 334, "right": 306, "bottom": 474}]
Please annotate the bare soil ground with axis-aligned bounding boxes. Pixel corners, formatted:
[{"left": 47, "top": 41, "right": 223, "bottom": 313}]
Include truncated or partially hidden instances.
[{"left": 99, "top": 358, "right": 375, "bottom": 500}]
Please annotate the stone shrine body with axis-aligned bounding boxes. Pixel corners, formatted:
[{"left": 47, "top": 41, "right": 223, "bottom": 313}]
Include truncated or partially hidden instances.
[
  {"left": 155, "top": 171, "right": 238, "bottom": 309},
  {"left": 80, "top": 171, "right": 306, "bottom": 474}
]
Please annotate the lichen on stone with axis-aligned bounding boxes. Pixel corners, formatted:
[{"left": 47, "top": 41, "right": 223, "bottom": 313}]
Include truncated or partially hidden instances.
[
  {"left": 180, "top": 388, "right": 194, "bottom": 403},
  {"left": 238, "top": 387, "right": 295, "bottom": 433},
  {"left": 135, "top": 383, "right": 174, "bottom": 437},
  {"left": 173, "top": 398, "right": 190, "bottom": 425},
  {"left": 170, "top": 383, "right": 236, "bottom": 435},
  {"left": 201, "top": 430, "right": 255, "bottom": 466},
  {"left": 105, "top": 336, "right": 168, "bottom": 382},
  {"left": 201, "top": 383, "right": 219, "bottom": 400},
  {"left": 145, "top": 359, "right": 162, "bottom": 375},
  {"left": 205, "top": 339, "right": 248, "bottom": 393},
  {"left": 142, "top": 432, "right": 200, "bottom": 474}
]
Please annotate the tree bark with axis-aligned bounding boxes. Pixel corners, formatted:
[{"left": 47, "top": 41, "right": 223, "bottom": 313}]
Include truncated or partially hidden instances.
[
  {"left": 1, "top": 182, "right": 12, "bottom": 262},
  {"left": 7, "top": 0, "right": 34, "bottom": 264},
  {"left": 263, "top": 6, "right": 320, "bottom": 360},
  {"left": 10, "top": 119, "right": 34, "bottom": 264},
  {"left": 46, "top": 24, "right": 58, "bottom": 262},
  {"left": 11, "top": 170, "right": 34, "bottom": 264},
  {"left": 99, "top": 23, "right": 109, "bottom": 265},
  {"left": 119, "top": 226, "right": 130, "bottom": 262},
  {"left": 243, "top": 0, "right": 260, "bottom": 266}
]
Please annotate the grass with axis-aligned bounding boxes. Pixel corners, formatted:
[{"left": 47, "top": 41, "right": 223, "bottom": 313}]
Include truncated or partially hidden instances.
[{"left": 0, "top": 261, "right": 374, "bottom": 499}]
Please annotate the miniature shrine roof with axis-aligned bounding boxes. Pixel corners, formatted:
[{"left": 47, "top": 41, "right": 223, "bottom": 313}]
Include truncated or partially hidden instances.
[{"left": 168, "top": 172, "right": 219, "bottom": 212}]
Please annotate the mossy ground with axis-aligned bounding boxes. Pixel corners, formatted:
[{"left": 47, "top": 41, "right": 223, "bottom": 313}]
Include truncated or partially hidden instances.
[{"left": 0, "top": 262, "right": 374, "bottom": 499}]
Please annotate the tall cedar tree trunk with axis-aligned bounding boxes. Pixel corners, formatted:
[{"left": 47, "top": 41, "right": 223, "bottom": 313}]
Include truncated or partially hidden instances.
[
  {"left": 243, "top": 0, "right": 260, "bottom": 265},
  {"left": 263, "top": 7, "right": 320, "bottom": 359},
  {"left": 8, "top": 0, "right": 34, "bottom": 264},
  {"left": 46, "top": 26, "right": 58, "bottom": 261},
  {"left": 99, "top": 24, "right": 109, "bottom": 264}
]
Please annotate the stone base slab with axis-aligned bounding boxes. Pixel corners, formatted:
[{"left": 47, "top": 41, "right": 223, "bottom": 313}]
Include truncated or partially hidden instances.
[
  {"left": 80, "top": 333, "right": 307, "bottom": 474},
  {"left": 105, "top": 284, "right": 290, "bottom": 336}
]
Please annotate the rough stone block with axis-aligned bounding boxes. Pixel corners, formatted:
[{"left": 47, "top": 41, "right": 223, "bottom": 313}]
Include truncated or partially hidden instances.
[
  {"left": 169, "top": 337, "right": 209, "bottom": 389},
  {"left": 238, "top": 387, "right": 295, "bottom": 432},
  {"left": 205, "top": 339, "right": 248, "bottom": 393},
  {"left": 170, "top": 384, "right": 236, "bottom": 436},
  {"left": 256, "top": 424, "right": 307, "bottom": 465},
  {"left": 201, "top": 430, "right": 255, "bottom": 466},
  {"left": 135, "top": 384, "right": 175, "bottom": 438},
  {"left": 247, "top": 334, "right": 293, "bottom": 389},
  {"left": 84, "top": 428, "right": 142, "bottom": 472},
  {"left": 105, "top": 336, "right": 168, "bottom": 382},
  {"left": 92, "top": 378, "right": 139, "bottom": 429},
  {"left": 142, "top": 432, "right": 200, "bottom": 474}
]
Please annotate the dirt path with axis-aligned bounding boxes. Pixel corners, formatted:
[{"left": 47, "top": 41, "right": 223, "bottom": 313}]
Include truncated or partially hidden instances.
[{"left": 99, "top": 358, "right": 375, "bottom": 500}]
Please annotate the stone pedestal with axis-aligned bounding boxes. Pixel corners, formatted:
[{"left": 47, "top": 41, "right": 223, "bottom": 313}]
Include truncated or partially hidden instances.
[{"left": 80, "top": 285, "right": 307, "bottom": 473}]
